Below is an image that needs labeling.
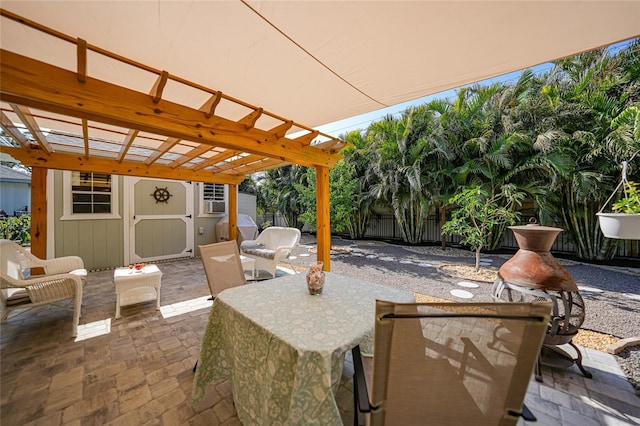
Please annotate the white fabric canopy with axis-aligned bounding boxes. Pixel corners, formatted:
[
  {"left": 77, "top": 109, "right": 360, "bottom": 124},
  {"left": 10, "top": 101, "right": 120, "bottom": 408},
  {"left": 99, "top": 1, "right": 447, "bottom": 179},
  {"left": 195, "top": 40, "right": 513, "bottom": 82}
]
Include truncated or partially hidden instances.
[{"left": 2, "top": 1, "right": 639, "bottom": 130}]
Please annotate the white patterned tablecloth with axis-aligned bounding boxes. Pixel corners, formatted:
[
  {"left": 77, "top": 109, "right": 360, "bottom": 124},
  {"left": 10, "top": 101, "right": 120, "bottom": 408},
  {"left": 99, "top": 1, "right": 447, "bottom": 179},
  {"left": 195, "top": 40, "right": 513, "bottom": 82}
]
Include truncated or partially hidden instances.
[{"left": 192, "top": 272, "right": 414, "bottom": 425}]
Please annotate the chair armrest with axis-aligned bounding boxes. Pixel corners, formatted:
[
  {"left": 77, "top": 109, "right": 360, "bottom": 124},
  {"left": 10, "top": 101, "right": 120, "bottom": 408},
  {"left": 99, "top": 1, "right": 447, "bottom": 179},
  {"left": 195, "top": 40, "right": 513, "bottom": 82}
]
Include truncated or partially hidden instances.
[
  {"left": 35, "top": 256, "right": 85, "bottom": 275},
  {"left": 0, "top": 274, "right": 30, "bottom": 290},
  {"left": 272, "top": 246, "right": 294, "bottom": 259}
]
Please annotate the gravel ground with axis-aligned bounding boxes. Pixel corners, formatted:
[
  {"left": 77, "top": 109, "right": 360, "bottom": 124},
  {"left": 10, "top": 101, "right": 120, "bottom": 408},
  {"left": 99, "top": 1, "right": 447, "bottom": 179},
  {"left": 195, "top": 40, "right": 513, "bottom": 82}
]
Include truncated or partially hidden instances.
[
  {"left": 291, "top": 234, "right": 640, "bottom": 392},
  {"left": 617, "top": 346, "right": 640, "bottom": 392}
]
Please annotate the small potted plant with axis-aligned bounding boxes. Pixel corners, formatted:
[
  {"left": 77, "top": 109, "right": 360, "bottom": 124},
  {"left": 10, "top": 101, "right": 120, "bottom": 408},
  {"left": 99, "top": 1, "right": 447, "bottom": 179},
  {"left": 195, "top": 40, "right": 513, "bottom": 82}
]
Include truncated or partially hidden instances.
[{"left": 597, "top": 181, "right": 640, "bottom": 240}]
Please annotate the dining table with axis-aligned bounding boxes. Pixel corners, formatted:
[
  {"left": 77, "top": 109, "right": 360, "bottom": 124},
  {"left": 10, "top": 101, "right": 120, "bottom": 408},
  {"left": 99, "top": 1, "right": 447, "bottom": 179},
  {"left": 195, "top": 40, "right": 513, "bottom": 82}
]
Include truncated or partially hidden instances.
[{"left": 191, "top": 271, "right": 415, "bottom": 425}]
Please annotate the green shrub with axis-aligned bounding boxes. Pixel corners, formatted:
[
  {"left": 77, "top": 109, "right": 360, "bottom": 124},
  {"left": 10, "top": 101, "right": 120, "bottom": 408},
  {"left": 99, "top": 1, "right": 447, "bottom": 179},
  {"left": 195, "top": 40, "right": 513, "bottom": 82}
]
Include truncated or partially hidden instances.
[
  {"left": 612, "top": 182, "right": 640, "bottom": 214},
  {"left": 0, "top": 215, "right": 31, "bottom": 244}
]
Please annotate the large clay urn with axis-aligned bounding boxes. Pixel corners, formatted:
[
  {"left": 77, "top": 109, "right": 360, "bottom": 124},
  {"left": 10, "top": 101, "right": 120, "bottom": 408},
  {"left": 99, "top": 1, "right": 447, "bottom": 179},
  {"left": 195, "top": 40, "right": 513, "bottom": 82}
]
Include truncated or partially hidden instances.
[
  {"left": 493, "top": 223, "right": 591, "bottom": 381},
  {"left": 497, "top": 223, "right": 577, "bottom": 292}
]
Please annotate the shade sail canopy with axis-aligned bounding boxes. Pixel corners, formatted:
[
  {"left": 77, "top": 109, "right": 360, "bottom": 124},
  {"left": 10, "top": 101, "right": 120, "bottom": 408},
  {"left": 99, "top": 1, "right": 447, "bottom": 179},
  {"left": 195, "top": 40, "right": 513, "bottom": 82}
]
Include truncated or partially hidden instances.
[{"left": 1, "top": 1, "right": 639, "bottom": 183}]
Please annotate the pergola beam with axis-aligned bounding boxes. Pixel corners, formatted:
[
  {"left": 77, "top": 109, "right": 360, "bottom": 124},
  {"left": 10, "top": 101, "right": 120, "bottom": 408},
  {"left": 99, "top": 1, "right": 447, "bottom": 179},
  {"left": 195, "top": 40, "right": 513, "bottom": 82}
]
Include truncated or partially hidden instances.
[
  {"left": 0, "top": 49, "right": 341, "bottom": 169},
  {"left": 0, "top": 146, "right": 246, "bottom": 185}
]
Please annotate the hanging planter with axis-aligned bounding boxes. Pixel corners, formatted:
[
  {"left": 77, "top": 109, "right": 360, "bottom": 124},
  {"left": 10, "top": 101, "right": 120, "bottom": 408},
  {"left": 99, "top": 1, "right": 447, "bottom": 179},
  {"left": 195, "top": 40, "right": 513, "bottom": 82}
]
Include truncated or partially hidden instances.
[
  {"left": 597, "top": 212, "right": 640, "bottom": 239},
  {"left": 597, "top": 158, "right": 640, "bottom": 240}
]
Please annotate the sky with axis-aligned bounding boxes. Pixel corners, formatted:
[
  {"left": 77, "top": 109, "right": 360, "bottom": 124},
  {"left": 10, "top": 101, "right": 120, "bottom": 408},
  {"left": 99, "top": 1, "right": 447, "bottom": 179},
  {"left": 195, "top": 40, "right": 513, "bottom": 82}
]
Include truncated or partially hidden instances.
[{"left": 315, "top": 39, "right": 635, "bottom": 139}]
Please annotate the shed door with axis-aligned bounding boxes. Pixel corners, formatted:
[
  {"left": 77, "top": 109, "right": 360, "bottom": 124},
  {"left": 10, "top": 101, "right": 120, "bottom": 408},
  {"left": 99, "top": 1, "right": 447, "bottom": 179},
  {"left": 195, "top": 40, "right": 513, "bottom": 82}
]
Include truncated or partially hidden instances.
[{"left": 124, "top": 177, "right": 194, "bottom": 264}]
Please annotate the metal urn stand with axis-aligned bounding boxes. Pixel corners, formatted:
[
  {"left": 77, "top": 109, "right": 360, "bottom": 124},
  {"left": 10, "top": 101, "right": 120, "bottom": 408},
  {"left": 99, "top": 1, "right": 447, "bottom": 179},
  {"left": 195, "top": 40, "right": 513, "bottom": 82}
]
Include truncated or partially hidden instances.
[{"left": 492, "top": 222, "right": 592, "bottom": 382}]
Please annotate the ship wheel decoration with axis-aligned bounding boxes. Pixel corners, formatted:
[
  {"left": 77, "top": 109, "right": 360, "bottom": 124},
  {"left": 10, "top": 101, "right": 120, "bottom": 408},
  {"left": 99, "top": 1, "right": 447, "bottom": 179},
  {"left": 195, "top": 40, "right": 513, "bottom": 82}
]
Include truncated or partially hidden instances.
[{"left": 151, "top": 187, "right": 172, "bottom": 203}]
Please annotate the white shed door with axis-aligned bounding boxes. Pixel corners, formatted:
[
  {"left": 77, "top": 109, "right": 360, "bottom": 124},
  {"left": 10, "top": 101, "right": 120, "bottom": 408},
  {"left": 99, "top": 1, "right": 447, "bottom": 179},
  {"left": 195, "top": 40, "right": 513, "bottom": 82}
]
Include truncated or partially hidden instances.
[{"left": 124, "top": 177, "right": 194, "bottom": 264}]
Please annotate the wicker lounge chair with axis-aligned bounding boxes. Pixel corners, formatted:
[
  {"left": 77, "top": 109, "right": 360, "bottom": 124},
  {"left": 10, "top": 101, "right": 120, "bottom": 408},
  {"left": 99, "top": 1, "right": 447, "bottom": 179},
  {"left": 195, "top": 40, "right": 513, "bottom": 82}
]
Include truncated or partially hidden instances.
[
  {"left": 0, "top": 239, "right": 87, "bottom": 337},
  {"left": 240, "top": 227, "right": 301, "bottom": 279}
]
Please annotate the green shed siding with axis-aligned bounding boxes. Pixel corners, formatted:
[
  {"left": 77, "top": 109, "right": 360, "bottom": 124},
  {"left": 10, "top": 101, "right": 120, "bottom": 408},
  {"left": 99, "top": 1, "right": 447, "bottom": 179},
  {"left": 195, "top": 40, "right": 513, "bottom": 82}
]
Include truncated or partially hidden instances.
[
  {"left": 134, "top": 218, "right": 187, "bottom": 258},
  {"left": 51, "top": 173, "right": 255, "bottom": 269},
  {"left": 53, "top": 171, "right": 124, "bottom": 270}
]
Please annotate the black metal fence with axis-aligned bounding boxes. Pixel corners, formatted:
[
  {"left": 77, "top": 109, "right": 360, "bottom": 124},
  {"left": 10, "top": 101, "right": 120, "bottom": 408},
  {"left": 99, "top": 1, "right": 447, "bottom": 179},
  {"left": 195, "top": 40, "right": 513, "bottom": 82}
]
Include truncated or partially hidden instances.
[
  {"left": 258, "top": 212, "right": 640, "bottom": 259},
  {"left": 255, "top": 213, "right": 291, "bottom": 229}
]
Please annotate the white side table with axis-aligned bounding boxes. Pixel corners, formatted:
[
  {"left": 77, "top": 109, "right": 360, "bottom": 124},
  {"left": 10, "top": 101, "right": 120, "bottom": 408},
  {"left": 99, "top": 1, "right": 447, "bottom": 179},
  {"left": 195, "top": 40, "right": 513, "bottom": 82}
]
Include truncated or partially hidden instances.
[{"left": 113, "top": 264, "right": 162, "bottom": 319}]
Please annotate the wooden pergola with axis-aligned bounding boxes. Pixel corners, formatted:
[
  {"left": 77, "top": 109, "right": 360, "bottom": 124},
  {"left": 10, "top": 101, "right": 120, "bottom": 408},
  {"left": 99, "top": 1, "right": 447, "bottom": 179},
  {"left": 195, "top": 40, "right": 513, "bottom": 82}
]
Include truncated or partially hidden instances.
[{"left": 0, "top": 9, "right": 345, "bottom": 270}]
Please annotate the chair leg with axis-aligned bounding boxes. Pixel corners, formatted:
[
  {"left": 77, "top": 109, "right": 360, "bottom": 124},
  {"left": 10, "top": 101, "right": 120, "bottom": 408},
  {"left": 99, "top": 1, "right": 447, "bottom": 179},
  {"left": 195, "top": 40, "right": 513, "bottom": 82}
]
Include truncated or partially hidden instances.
[
  {"left": 72, "top": 295, "right": 82, "bottom": 338},
  {"left": 521, "top": 403, "right": 537, "bottom": 421},
  {"left": 568, "top": 341, "right": 593, "bottom": 379},
  {"left": 353, "top": 372, "right": 359, "bottom": 426},
  {"left": 352, "top": 346, "right": 372, "bottom": 426},
  {"left": 534, "top": 352, "right": 543, "bottom": 383}
]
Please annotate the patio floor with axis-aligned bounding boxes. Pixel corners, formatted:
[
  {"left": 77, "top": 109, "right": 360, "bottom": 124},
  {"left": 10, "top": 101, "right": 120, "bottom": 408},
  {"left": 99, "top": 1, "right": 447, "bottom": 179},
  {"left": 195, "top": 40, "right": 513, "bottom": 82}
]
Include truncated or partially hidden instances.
[{"left": 1, "top": 247, "right": 638, "bottom": 425}]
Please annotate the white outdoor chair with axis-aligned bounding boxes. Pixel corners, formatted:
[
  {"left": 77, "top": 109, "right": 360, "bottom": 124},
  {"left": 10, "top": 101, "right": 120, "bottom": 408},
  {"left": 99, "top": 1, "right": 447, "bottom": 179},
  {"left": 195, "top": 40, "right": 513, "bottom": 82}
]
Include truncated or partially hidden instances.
[
  {"left": 0, "top": 239, "right": 87, "bottom": 337},
  {"left": 240, "top": 227, "right": 301, "bottom": 279}
]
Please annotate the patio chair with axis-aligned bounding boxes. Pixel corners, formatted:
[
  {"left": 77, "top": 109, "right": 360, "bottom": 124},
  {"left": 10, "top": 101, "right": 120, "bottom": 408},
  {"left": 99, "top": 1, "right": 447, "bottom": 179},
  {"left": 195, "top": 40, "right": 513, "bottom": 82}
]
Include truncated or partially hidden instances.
[
  {"left": 198, "top": 240, "right": 247, "bottom": 300},
  {"left": 352, "top": 300, "right": 551, "bottom": 426},
  {"left": 0, "top": 239, "right": 87, "bottom": 281},
  {"left": 194, "top": 240, "right": 247, "bottom": 372},
  {"left": 240, "top": 226, "right": 301, "bottom": 279},
  {"left": 0, "top": 239, "right": 86, "bottom": 337}
]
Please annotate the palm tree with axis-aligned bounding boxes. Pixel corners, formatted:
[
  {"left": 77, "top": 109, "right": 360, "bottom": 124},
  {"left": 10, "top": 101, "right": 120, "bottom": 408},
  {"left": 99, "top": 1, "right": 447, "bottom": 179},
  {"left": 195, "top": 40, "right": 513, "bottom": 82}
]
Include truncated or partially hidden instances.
[
  {"left": 263, "top": 165, "right": 309, "bottom": 230},
  {"left": 341, "top": 131, "right": 377, "bottom": 238},
  {"left": 442, "top": 83, "right": 533, "bottom": 250},
  {"left": 419, "top": 99, "right": 458, "bottom": 249},
  {"left": 528, "top": 46, "right": 640, "bottom": 260},
  {"left": 366, "top": 106, "right": 441, "bottom": 244}
]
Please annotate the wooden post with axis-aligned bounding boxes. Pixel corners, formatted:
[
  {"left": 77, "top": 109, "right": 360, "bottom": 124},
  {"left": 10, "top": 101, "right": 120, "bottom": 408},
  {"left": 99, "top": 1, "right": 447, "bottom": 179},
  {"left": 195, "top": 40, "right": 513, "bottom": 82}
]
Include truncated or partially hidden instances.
[
  {"left": 315, "top": 166, "right": 331, "bottom": 271},
  {"left": 30, "top": 167, "right": 47, "bottom": 263},
  {"left": 229, "top": 184, "right": 238, "bottom": 241}
]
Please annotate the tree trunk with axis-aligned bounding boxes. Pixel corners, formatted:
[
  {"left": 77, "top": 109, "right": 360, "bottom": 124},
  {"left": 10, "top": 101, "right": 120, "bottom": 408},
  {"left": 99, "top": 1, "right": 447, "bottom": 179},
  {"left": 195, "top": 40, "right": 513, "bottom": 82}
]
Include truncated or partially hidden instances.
[
  {"left": 440, "top": 206, "right": 447, "bottom": 250},
  {"left": 475, "top": 247, "right": 482, "bottom": 272}
]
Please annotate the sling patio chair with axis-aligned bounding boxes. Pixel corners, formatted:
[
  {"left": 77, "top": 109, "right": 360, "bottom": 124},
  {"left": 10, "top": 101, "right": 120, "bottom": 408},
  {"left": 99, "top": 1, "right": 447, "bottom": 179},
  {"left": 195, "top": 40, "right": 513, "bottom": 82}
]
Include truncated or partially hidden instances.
[
  {"left": 0, "top": 239, "right": 87, "bottom": 337},
  {"left": 198, "top": 240, "right": 247, "bottom": 301},
  {"left": 194, "top": 240, "right": 247, "bottom": 372},
  {"left": 352, "top": 300, "right": 552, "bottom": 426}
]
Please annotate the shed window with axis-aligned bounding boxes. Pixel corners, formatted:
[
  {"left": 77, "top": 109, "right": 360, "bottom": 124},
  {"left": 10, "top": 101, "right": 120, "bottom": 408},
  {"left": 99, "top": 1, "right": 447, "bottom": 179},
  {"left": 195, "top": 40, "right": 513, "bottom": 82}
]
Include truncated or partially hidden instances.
[
  {"left": 71, "top": 172, "right": 112, "bottom": 213},
  {"left": 61, "top": 171, "right": 120, "bottom": 220}
]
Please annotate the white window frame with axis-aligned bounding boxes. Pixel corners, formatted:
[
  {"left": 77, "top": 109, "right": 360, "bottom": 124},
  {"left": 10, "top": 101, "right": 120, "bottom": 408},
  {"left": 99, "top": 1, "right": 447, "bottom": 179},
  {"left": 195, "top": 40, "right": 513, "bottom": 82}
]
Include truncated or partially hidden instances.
[
  {"left": 61, "top": 171, "right": 120, "bottom": 220},
  {"left": 199, "top": 182, "right": 227, "bottom": 217}
]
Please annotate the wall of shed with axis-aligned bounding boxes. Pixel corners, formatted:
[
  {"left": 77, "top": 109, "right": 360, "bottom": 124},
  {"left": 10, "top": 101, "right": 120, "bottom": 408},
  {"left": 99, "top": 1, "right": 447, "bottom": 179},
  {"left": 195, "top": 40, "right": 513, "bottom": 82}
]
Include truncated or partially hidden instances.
[
  {"left": 193, "top": 186, "right": 257, "bottom": 250},
  {"left": 51, "top": 175, "right": 257, "bottom": 270},
  {"left": 53, "top": 171, "right": 124, "bottom": 270}
]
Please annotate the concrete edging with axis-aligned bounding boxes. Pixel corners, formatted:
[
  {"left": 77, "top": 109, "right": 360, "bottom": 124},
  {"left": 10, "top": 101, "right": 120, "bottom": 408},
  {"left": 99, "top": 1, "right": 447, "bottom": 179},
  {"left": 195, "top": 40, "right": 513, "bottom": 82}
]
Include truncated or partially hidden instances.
[{"left": 607, "top": 337, "right": 640, "bottom": 354}]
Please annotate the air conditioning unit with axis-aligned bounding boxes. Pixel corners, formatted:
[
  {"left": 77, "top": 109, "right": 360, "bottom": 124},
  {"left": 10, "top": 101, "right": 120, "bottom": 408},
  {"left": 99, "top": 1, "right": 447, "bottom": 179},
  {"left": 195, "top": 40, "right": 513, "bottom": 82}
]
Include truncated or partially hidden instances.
[{"left": 206, "top": 200, "right": 225, "bottom": 214}]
